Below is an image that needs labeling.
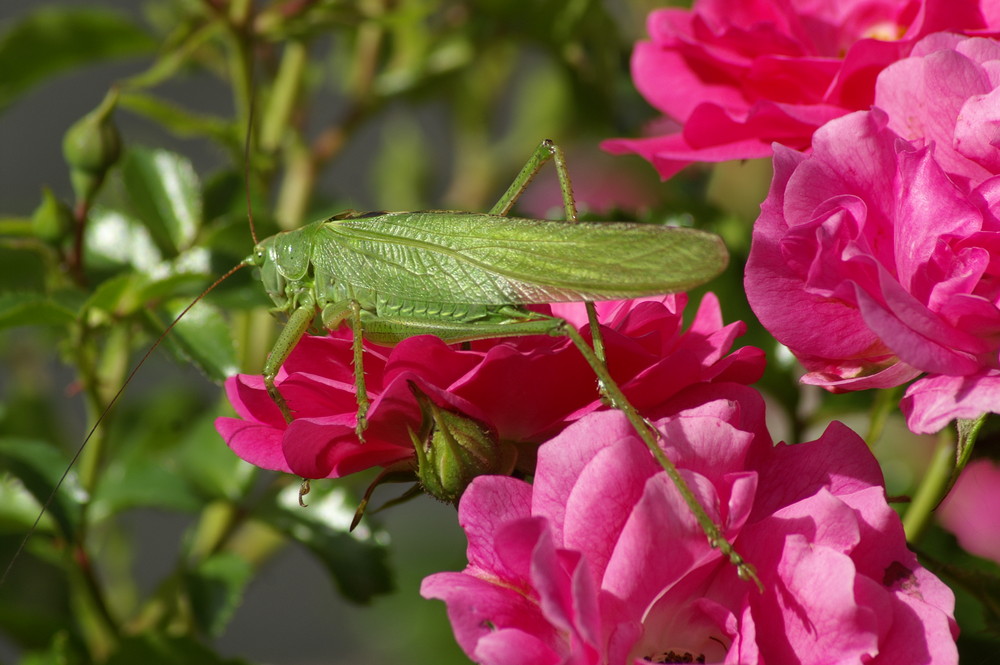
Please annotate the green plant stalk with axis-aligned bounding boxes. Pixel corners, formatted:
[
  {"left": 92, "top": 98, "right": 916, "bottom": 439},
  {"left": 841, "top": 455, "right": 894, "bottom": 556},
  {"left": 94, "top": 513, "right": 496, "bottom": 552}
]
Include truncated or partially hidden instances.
[
  {"left": 70, "top": 541, "right": 122, "bottom": 653},
  {"left": 902, "top": 428, "right": 956, "bottom": 543},
  {"left": 77, "top": 325, "right": 130, "bottom": 492},
  {"left": 260, "top": 40, "right": 308, "bottom": 154},
  {"left": 222, "top": 0, "right": 255, "bottom": 142},
  {"left": 64, "top": 324, "right": 132, "bottom": 654},
  {"left": 865, "top": 386, "right": 901, "bottom": 447},
  {"left": 275, "top": 135, "right": 315, "bottom": 230}
]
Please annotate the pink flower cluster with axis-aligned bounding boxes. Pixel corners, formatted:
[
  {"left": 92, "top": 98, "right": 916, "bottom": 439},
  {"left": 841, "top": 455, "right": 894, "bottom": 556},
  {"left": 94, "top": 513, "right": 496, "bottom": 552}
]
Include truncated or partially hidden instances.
[
  {"left": 603, "top": 0, "right": 997, "bottom": 178},
  {"left": 745, "top": 34, "right": 1000, "bottom": 433},
  {"left": 215, "top": 294, "right": 764, "bottom": 480},
  {"left": 422, "top": 386, "right": 958, "bottom": 664}
]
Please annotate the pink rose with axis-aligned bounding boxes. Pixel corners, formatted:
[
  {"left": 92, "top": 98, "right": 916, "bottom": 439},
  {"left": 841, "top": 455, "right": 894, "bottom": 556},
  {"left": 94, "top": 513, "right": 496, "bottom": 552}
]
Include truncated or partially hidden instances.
[
  {"left": 745, "top": 34, "right": 1000, "bottom": 433},
  {"left": 937, "top": 458, "right": 1000, "bottom": 565},
  {"left": 602, "top": 1, "right": 996, "bottom": 178},
  {"left": 215, "top": 294, "right": 764, "bottom": 480},
  {"left": 422, "top": 385, "right": 958, "bottom": 664}
]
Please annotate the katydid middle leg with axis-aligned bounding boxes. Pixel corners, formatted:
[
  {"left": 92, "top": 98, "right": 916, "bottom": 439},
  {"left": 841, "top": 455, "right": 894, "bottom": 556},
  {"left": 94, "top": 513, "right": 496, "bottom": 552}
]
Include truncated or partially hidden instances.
[
  {"left": 490, "top": 140, "right": 609, "bottom": 365},
  {"left": 263, "top": 297, "right": 316, "bottom": 425}
]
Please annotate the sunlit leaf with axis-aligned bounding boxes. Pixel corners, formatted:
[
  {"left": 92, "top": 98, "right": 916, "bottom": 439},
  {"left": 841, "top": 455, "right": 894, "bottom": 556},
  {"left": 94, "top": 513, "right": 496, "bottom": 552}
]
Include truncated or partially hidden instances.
[
  {"left": 159, "top": 299, "right": 239, "bottom": 382},
  {"left": 122, "top": 148, "right": 202, "bottom": 257}
]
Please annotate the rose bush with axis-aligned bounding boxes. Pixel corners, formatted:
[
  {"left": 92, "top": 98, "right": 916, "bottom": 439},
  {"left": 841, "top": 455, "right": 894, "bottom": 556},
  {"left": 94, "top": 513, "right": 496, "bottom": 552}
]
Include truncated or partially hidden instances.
[
  {"left": 422, "top": 384, "right": 958, "bottom": 664},
  {"left": 216, "top": 294, "right": 764, "bottom": 481},
  {"left": 603, "top": 0, "right": 998, "bottom": 178},
  {"left": 745, "top": 34, "right": 1000, "bottom": 433}
]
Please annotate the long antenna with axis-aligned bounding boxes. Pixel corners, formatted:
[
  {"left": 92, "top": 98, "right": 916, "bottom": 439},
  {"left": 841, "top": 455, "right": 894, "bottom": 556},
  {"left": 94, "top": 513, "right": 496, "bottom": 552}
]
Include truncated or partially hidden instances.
[
  {"left": 0, "top": 261, "right": 247, "bottom": 586},
  {"left": 245, "top": 74, "right": 259, "bottom": 245}
]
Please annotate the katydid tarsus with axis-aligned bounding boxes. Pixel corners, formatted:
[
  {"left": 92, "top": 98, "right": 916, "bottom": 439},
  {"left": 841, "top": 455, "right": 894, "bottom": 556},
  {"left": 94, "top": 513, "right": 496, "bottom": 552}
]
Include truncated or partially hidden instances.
[
  {"left": 2, "top": 139, "right": 759, "bottom": 589},
  {"left": 248, "top": 139, "right": 759, "bottom": 587}
]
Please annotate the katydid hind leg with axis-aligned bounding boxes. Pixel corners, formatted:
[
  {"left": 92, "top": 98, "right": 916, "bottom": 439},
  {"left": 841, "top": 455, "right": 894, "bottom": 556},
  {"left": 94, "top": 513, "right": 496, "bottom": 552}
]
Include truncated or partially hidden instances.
[
  {"left": 489, "top": 140, "right": 576, "bottom": 221},
  {"left": 559, "top": 321, "right": 762, "bottom": 590}
]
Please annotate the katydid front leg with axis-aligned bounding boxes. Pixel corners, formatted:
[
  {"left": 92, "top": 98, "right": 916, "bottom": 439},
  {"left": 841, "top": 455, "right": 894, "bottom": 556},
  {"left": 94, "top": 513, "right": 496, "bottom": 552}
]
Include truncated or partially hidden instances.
[
  {"left": 262, "top": 297, "right": 316, "bottom": 507},
  {"left": 263, "top": 296, "right": 315, "bottom": 425}
]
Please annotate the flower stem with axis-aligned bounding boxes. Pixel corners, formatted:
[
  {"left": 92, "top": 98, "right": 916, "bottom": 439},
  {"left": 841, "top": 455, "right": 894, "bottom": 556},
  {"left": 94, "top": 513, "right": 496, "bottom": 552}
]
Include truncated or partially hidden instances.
[{"left": 902, "top": 429, "right": 955, "bottom": 543}]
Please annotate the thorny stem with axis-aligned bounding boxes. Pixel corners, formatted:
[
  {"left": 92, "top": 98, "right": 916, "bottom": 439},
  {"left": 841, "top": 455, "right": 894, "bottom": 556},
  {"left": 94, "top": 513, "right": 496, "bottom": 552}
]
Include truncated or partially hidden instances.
[{"left": 59, "top": 324, "right": 130, "bottom": 655}]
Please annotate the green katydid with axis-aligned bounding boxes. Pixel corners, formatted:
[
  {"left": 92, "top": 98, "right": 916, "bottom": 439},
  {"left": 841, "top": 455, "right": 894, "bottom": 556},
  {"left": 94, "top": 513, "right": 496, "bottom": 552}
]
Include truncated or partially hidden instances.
[
  {"left": 246, "top": 139, "right": 759, "bottom": 586},
  {"left": 1, "top": 139, "right": 758, "bottom": 589}
]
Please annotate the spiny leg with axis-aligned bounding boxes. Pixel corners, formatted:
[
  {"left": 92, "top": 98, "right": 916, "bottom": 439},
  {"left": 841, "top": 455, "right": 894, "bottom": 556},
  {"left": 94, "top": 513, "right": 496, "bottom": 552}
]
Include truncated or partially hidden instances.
[
  {"left": 260, "top": 299, "right": 316, "bottom": 507},
  {"left": 489, "top": 139, "right": 576, "bottom": 220},
  {"left": 560, "top": 322, "right": 762, "bottom": 590},
  {"left": 349, "top": 300, "right": 370, "bottom": 441},
  {"left": 263, "top": 301, "right": 315, "bottom": 425}
]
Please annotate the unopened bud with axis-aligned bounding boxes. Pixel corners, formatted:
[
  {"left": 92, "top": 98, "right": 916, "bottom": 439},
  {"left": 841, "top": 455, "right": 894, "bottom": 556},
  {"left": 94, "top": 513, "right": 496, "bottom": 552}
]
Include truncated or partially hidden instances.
[
  {"left": 32, "top": 188, "right": 74, "bottom": 242},
  {"left": 408, "top": 382, "right": 516, "bottom": 505},
  {"left": 63, "top": 88, "right": 122, "bottom": 204}
]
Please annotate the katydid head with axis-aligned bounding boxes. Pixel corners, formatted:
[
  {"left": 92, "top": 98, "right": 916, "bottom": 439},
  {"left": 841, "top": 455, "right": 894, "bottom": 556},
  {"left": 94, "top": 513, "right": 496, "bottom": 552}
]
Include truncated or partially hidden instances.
[
  {"left": 246, "top": 234, "right": 287, "bottom": 310},
  {"left": 246, "top": 223, "right": 321, "bottom": 313}
]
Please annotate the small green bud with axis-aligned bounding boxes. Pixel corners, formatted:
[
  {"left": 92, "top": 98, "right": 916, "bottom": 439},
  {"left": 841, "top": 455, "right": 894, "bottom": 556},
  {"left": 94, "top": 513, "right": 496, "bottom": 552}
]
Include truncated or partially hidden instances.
[
  {"left": 31, "top": 188, "right": 74, "bottom": 242},
  {"left": 63, "top": 88, "right": 122, "bottom": 204},
  {"left": 408, "top": 382, "right": 516, "bottom": 505}
]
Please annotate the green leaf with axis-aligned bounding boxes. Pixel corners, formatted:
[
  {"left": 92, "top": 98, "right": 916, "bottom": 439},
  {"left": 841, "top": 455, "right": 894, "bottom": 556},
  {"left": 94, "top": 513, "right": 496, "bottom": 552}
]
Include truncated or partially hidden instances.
[
  {"left": 0, "top": 438, "right": 83, "bottom": 540},
  {"left": 184, "top": 552, "right": 253, "bottom": 637},
  {"left": 0, "top": 7, "right": 156, "bottom": 111},
  {"left": 158, "top": 299, "right": 239, "bottom": 382},
  {"left": 0, "top": 293, "right": 75, "bottom": 330},
  {"left": 117, "top": 92, "right": 236, "bottom": 148},
  {"left": 258, "top": 485, "right": 394, "bottom": 603},
  {"left": 177, "top": 403, "right": 255, "bottom": 502},
  {"left": 122, "top": 147, "right": 203, "bottom": 257},
  {"left": 84, "top": 207, "right": 163, "bottom": 274},
  {"left": 89, "top": 452, "right": 202, "bottom": 517},
  {"left": 81, "top": 272, "right": 148, "bottom": 323}
]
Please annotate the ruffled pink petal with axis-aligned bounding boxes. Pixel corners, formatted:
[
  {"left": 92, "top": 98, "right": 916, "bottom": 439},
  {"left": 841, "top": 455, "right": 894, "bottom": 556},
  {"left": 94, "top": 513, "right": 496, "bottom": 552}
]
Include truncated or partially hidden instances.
[{"left": 901, "top": 370, "right": 1000, "bottom": 432}]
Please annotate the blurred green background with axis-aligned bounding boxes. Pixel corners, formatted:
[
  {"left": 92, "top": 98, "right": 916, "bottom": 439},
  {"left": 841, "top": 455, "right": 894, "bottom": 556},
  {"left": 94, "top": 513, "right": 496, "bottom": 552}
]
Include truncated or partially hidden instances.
[{"left": 1, "top": 1, "right": 997, "bottom": 664}]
